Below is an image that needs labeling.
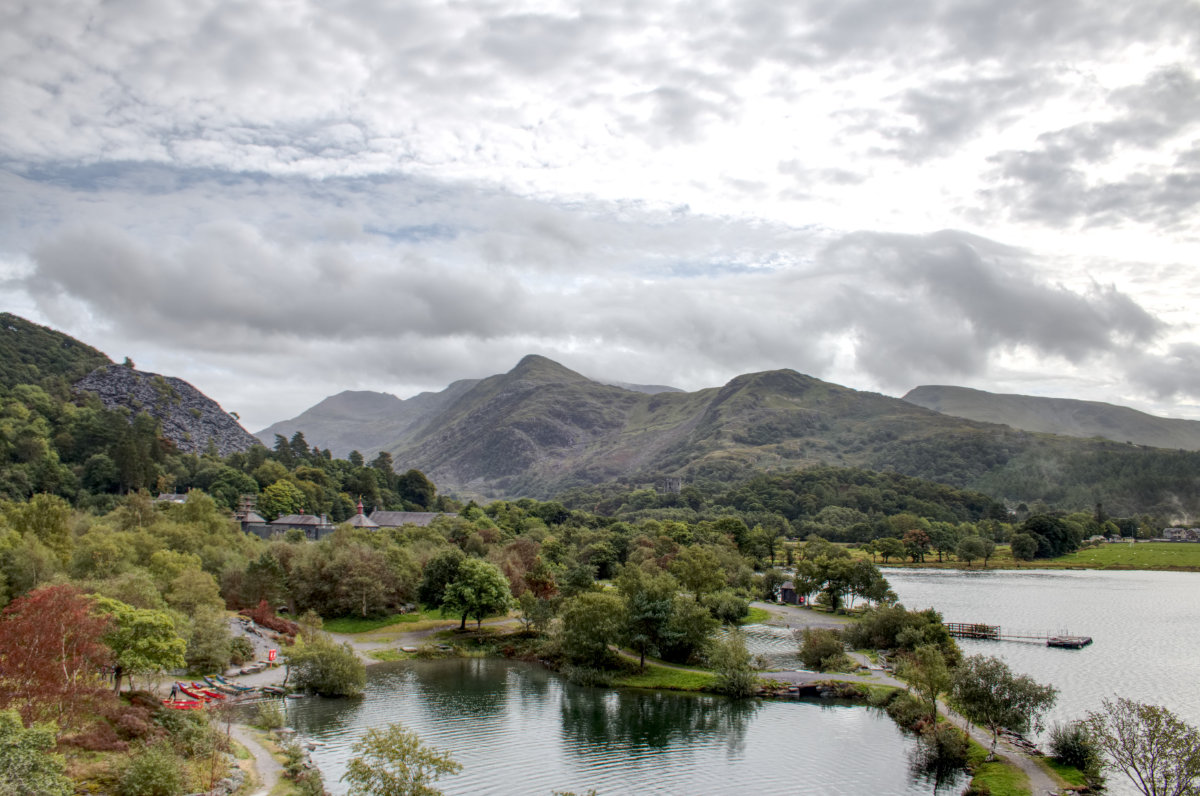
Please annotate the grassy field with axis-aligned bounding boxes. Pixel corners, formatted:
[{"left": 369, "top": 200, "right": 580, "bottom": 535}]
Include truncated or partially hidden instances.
[
  {"left": 323, "top": 609, "right": 452, "bottom": 634},
  {"left": 612, "top": 663, "right": 717, "bottom": 691},
  {"left": 742, "top": 606, "right": 772, "bottom": 624},
  {"left": 862, "top": 541, "right": 1200, "bottom": 572}
]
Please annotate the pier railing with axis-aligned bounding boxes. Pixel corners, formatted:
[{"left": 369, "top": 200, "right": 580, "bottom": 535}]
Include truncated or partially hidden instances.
[{"left": 943, "top": 623, "right": 1092, "bottom": 648}]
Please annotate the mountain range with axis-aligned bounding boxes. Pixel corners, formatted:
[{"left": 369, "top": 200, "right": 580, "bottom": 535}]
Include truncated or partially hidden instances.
[{"left": 257, "top": 355, "right": 1200, "bottom": 512}]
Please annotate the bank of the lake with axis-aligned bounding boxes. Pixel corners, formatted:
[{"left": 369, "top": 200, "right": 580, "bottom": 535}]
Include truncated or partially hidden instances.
[
  {"left": 885, "top": 567, "right": 1200, "bottom": 796},
  {"left": 279, "top": 657, "right": 960, "bottom": 796},
  {"left": 869, "top": 540, "right": 1200, "bottom": 571}
]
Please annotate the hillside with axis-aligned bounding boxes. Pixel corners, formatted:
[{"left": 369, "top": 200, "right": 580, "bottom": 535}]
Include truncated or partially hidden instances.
[
  {"left": 903, "top": 385, "right": 1200, "bottom": 451},
  {"left": 268, "top": 355, "right": 1200, "bottom": 517},
  {"left": 75, "top": 365, "right": 259, "bottom": 456},
  {"left": 0, "top": 312, "right": 112, "bottom": 390}
]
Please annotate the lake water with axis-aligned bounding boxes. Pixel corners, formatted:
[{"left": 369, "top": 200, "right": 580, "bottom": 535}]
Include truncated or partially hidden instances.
[
  {"left": 278, "top": 568, "right": 1199, "bottom": 795},
  {"left": 281, "top": 658, "right": 955, "bottom": 795},
  {"left": 885, "top": 568, "right": 1200, "bottom": 796}
]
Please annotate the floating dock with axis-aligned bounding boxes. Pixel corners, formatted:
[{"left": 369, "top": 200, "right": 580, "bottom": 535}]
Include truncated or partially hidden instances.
[{"left": 944, "top": 623, "right": 1092, "bottom": 648}]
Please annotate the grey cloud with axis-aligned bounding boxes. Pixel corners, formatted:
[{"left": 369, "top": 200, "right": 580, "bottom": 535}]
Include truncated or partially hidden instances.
[
  {"left": 980, "top": 66, "right": 1200, "bottom": 229},
  {"left": 1127, "top": 344, "right": 1200, "bottom": 401}
]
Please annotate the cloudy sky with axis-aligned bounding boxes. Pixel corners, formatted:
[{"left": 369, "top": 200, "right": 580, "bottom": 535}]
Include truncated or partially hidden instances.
[{"left": 3, "top": 0, "right": 1199, "bottom": 430}]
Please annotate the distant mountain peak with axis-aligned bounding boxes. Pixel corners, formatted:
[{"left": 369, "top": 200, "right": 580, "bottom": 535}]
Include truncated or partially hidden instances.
[{"left": 508, "top": 354, "right": 590, "bottom": 383}]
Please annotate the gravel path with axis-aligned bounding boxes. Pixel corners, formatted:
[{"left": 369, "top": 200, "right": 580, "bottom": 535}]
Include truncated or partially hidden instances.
[{"left": 228, "top": 724, "right": 282, "bottom": 796}]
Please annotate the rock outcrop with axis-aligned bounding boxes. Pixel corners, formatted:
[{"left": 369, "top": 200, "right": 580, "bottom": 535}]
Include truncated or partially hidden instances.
[{"left": 75, "top": 365, "right": 259, "bottom": 456}]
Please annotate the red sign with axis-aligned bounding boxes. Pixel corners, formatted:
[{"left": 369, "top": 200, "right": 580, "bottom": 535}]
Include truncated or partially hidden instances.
[{"left": 268, "top": 649, "right": 277, "bottom": 662}]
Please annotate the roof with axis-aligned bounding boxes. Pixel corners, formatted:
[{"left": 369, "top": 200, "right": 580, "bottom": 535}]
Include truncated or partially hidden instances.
[
  {"left": 780, "top": 581, "right": 795, "bottom": 590},
  {"left": 236, "top": 511, "right": 267, "bottom": 524},
  {"left": 346, "top": 513, "right": 378, "bottom": 528},
  {"left": 269, "top": 514, "right": 332, "bottom": 526},
  {"left": 369, "top": 511, "right": 446, "bottom": 528}
]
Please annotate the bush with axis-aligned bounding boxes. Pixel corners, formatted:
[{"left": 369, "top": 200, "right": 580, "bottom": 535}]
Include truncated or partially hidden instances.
[
  {"left": 561, "top": 665, "right": 616, "bottom": 687},
  {"left": 704, "top": 590, "right": 750, "bottom": 625},
  {"left": 153, "top": 707, "right": 216, "bottom": 758},
  {"left": 255, "top": 700, "right": 286, "bottom": 730},
  {"left": 118, "top": 741, "right": 183, "bottom": 796},
  {"left": 798, "top": 627, "right": 851, "bottom": 672},
  {"left": 229, "top": 636, "right": 255, "bottom": 665},
  {"left": 285, "top": 634, "right": 366, "bottom": 697},
  {"left": 885, "top": 691, "right": 928, "bottom": 732},
  {"left": 1048, "top": 720, "right": 1104, "bottom": 787},
  {"left": 910, "top": 723, "right": 969, "bottom": 787}
]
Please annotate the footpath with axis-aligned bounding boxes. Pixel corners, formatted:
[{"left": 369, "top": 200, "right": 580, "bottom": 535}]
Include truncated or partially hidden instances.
[{"left": 752, "top": 601, "right": 1067, "bottom": 795}]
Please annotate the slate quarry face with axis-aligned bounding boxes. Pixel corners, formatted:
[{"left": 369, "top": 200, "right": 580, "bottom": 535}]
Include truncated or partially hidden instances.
[{"left": 75, "top": 365, "right": 258, "bottom": 457}]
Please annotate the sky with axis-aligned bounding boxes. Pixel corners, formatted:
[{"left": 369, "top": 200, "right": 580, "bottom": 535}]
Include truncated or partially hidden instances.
[{"left": 2, "top": 0, "right": 1199, "bottom": 431}]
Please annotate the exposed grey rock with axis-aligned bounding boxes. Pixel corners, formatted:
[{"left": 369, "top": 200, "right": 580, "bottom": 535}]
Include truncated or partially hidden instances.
[{"left": 75, "top": 364, "right": 259, "bottom": 456}]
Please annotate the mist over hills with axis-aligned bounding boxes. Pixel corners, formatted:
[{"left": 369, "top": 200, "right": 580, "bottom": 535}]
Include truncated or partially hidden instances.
[{"left": 903, "top": 385, "right": 1200, "bottom": 451}]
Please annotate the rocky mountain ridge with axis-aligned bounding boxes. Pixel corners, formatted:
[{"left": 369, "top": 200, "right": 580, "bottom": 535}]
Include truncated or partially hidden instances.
[{"left": 75, "top": 365, "right": 259, "bottom": 457}]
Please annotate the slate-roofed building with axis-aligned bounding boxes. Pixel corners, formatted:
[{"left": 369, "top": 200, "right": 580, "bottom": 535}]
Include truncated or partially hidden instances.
[
  {"left": 346, "top": 499, "right": 378, "bottom": 529},
  {"left": 258, "top": 513, "right": 336, "bottom": 541},
  {"left": 369, "top": 510, "right": 447, "bottom": 528}
]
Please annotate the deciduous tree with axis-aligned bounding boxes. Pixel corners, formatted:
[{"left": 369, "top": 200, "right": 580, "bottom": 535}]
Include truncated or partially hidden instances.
[
  {"left": 951, "top": 654, "right": 1057, "bottom": 757},
  {"left": 1084, "top": 697, "right": 1200, "bottom": 796},
  {"left": 92, "top": 595, "right": 186, "bottom": 692},
  {"left": 342, "top": 722, "right": 461, "bottom": 796},
  {"left": 0, "top": 585, "right": 111, "bottom": 726},
  {"left": 442, "top": 558, "right": 513, "bottom": 630}
]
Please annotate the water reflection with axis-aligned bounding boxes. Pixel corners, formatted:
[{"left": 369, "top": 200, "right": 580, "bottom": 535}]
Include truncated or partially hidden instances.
[{"left": 559, "top": 686, "right": 759, "bottom": 753}]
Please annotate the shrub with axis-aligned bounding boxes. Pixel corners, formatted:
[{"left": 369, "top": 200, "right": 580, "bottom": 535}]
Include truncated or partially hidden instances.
[
  {"left": 285, "top": 634, "right": 366, "bottom": 697},
  {"left": 885, "top": 691, "right": 928, "bottom": 732},
  {"left": 562, "top": 665, "right": 615, "bottom": 687},
  {"left": 703, "top": 590, "right": 750, "bottom": 625},
  {"left": 255, "top": 700, "right": 286, "bottom": 730},
  {"left": 118, "top": 741, "right": 183, "bottom": 796},
  {"left": 153, "top": 707, "right": 216, "bottom": 758},
  {"left": 229, "top": 636, "right": 255, "bottom": 666},
  {"left": 1048, "top": 720, "right": 1104, "bottom": 787},
  {"left": 798, "top": 627, "right": 850, "bottom": 672}
]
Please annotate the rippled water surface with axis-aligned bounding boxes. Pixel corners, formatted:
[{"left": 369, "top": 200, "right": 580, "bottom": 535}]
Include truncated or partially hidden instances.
[
  {"left": 885, "top": 568, "right": 1200, "bottom": 796},
  {"left": 282, "top": 658, "right": 951, "bottom": 795}
]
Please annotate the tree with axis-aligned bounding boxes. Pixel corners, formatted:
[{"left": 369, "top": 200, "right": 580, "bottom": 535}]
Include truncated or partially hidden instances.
[
  {"left": 876, "top": 537, "right": 906, "bottom": 564},
  {"left": 92, "top": 596, "right": 186, "bottom": 692},
  {"left": 903, "top": 529, "right": 932, "bottom": 563},
  {"left": 670, "top": 546, "right": 725, "bottom": 601},
  {"left": 559, "top": 591, "right": 624, "bottom": 665},
  {"left": 710, "top": 629, "right": 757, "bottom": 698},
  {"left": 184, "top": 606, "right": 232, "bottom": 673},
  {"left": 1084, "top": 697, "right": 1200, "bottom": 796},
  {"left": 951, "top": 654, "right": 1057, "bottom": 757},
  {"left": 0, "top": 710, "right": 72, "bottom": 796},
  {"left": 956, "top": 536, "right": 987, "bottom": 568},
  {"left": 617, "top": 566, "right": 677, "bottom": 669},
  {"left": 798, "top": 627, "right": 850, "bottom": 672},
  {"left": 1010, "top": 533, "right": 1039, "bottom": 561},
  {"left": 899, "top": 644, "right": 951, "bottom": 722},
  {"left": 442, "top": 558, "right": 513, "bottom": 630},
  {"left": 286, "top": 633, "right": 366, "bottom": 697},
  {"left": 0, "top": 585, "right": 111, "bottom": 726},
  {"left": 342, "top": 722, "right": 461, "bottom": 796},
  {"left": 257, "top": 480, "right": 307, "bottom": 521},
  {"left": 418, "top": 548, "right": 464, "bottom": 607}
]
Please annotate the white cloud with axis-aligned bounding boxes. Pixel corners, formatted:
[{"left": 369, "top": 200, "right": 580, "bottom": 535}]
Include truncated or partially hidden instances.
[{"left": 1, "top": 0, "right": 1199, "bottom": 428}]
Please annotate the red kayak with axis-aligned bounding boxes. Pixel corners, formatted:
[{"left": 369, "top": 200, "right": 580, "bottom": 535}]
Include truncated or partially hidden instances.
[
  {"left": 176, "top": 683, "right": 209, "bottom": 701},
  {"left": 162, "top": 698, "right": 204, "bottom": 710},
  {"left": 192, "top": 682, "right": 226, "bottom": 700}
]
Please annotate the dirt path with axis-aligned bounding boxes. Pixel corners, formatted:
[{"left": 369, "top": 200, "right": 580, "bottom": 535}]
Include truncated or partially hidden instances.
[{"left": 228, "top": 724, "right": 282, "bottom": 796}]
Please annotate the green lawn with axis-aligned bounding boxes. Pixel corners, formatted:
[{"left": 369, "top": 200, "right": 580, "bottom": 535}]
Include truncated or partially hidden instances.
[
  {"left": 323, "top": 608, "right": 453, "bottom": 634},
  {"left": 612, "top": 663, "right": 717, "bottom": 691},
  {"left": 1048, "top": 542, "right": 1200, "bottom": 570},
  {"left": 742, "top": 606, "right": 771, "bottom": 624},
  {"left": 966, "top": 739, "right": 1031, "bottom": 796}
]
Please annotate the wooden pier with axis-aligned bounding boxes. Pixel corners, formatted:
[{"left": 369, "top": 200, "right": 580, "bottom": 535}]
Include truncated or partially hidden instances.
[{"left": 944, "top": 623, "right": 1092, "bottom": 649}]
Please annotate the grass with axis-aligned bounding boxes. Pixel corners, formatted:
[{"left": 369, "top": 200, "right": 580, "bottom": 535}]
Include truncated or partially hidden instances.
[
  {"left": 1048, "top": 541, "right": 1200, "bottom": 570},
  {"left": 965, "top": 737, "right": 1031, "bottom": 796},
  {"left": 612, "top": 663, "right": 717, "bottom": 691},
  {"left": 742, "top": 606, "right": 771, "bottom": 624},
  {"left": 366, "top": 648, "right": 407, "bottom": 661},
  {"left": 323, "top": 609, "right": 447, "bottom": 634},
  {"left": 867, "top": 541, "right": 1200, "bottom": 572},
  {"left": 1041, "top": 758, "right": 1087, "bottom": 787}
]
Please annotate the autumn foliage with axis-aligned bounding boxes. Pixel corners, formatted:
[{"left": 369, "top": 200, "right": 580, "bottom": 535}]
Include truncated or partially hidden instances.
[
  {"left": 0, "top": 585, "right": 113, "bottom": 728},
  {"left": 239, "top": 599, "right": 300, "bottom": 640}
]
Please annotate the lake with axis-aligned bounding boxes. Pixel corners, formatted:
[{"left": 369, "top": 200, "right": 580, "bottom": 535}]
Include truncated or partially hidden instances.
[
  {"left": 281, "top": 658, "right": 954, "bottom": 795},
  {"left": 279, "top": 568, "right": 1200, "bottom": 795}
]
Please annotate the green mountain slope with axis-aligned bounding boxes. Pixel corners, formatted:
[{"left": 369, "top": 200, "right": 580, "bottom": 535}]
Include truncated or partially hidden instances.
[
  {"left": 903, "top": 385, "right": 1200, "bottom": 450},
  {"left": 0, "top": 312, "right": 112, "bottom": 390}
]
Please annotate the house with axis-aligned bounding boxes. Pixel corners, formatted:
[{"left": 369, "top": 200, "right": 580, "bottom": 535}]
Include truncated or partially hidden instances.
[
  {"left": 780, "top": 581, "right": 797, "bottom": 605},
  {"left": 369, "top": 510, "right": 447, "bottom": 528},
  {"left": 346, "top": 499, "right": 378, "bottom": 529},
  {"left": 260, "top": 513, "right": 336, "bottom": 541}
]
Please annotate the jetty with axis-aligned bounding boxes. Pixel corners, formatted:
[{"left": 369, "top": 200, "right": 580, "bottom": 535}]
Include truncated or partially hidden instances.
[{"left": 943, "top": 622, "right": 1092, "bottom": 649}]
